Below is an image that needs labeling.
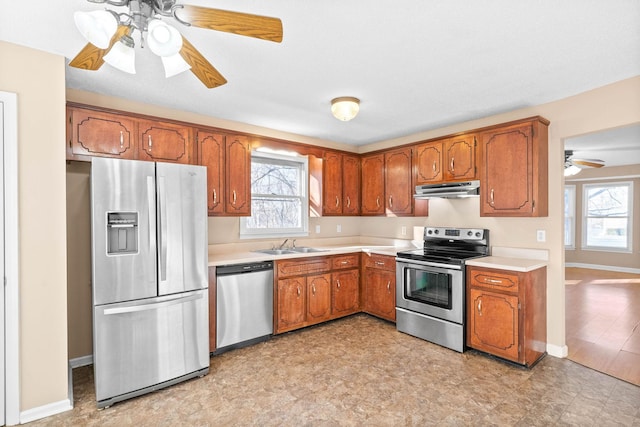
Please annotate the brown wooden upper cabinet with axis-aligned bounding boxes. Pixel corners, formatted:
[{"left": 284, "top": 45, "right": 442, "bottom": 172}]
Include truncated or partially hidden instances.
[
  {"left": 322, "top": 151, "right": 360, "bottom": 215},
  {"left": 384, "top": 147, "right": 413, "bottom": 216},
  {"left": 479, "top": 118, "right": 549, "bottom": 217},
  {"left": 443, "top": 134, "right": 476, "bottom": 181},
  {"left": 67, "top": 107, "right": 136, "bottom": 160},
  {"left": 361, "top": 148, "right": 413, "bottom": 216},
  {"left": 413, "top": 141, "right": 443, "bottom": 184},
  {"left": 197, "top": 130, "right": 251, "bottom": 216},
  {"left": 360, "top": 153, "right": 385, "bottom": 215},
  {"left": 138, "top": 119, "right": 193, "bottom": 164}
]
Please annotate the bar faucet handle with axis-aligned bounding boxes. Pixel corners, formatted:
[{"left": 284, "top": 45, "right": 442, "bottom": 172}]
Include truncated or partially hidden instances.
[{"left": 292, "top": 239, "right": 297, "bottom": 249}]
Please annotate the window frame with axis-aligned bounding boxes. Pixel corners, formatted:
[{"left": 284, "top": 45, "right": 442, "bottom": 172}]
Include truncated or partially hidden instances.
[
  {"left": 240, "top": 150, "right": 309, "bottom": 239},
  {"left": 564, "top": 185, "right": 576, "bottom": 249},
  {"left": 581, "top": 181, "right": 633, "bottom": 252}
]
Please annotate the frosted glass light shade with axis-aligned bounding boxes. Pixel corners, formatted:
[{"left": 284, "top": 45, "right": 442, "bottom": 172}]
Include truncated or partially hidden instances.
[
  {"left": 161, "top": 53, "right": 191, "bottom": 77},
  {"left": 331, "top": 97, "right": 360, "bottom": 121},
  {"left": 564, "top": 165, "right": 581, "bottom": 177},
  {"left": 147, "top": 20, "right": 182, "bottom": 57},
  {"left": 104, "top": 36, "right": 136, "bottom": 74},
  {"left": 74, "top": 10, "right": 118, "bottom": 49}
]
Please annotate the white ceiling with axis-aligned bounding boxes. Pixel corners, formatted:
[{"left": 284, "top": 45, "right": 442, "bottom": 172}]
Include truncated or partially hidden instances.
[
  {"left": 565, "top": 124, "right": 640, "bottom": 168},
  {"left": 1, "top": 1, "right": 640, "bottom": 146}
]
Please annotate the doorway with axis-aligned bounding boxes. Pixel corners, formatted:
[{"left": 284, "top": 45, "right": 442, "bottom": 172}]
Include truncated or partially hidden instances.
[{"left": 563, "top": 125, "right": 640, "bottom": 385}]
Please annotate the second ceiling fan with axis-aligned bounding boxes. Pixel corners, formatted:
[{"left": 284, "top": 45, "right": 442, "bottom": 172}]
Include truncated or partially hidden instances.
[{"left": 69, "top": 0, "right": 283, "bottom": 88}]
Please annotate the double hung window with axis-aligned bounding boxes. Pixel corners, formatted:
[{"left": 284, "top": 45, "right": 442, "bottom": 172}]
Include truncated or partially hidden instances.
[
  {"left": 240, "top": 151, "right": 309, "bottom": 238},
  {"left": 582, "top": 182, "right": 632, "bottom": 251}
]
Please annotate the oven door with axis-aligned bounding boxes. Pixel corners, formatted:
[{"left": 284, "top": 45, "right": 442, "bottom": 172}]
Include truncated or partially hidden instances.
[{"left": 396, "top": 260, "right": 464, "bottom": 324}]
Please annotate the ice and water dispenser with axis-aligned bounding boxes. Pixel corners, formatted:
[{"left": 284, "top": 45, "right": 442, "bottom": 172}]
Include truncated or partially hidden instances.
[{"left": 106, "top": 212, "right": 138, "bottom": 255}]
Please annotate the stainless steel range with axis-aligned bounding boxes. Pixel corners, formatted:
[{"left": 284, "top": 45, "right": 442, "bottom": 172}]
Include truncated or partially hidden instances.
[{"left": 395, "top": 227, "right": 489, "bottom": 352}]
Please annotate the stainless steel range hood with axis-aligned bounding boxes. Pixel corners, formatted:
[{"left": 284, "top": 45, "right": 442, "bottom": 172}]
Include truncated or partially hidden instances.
[{"left": 413, "top": 180, "right": 480, "bottom": 199}]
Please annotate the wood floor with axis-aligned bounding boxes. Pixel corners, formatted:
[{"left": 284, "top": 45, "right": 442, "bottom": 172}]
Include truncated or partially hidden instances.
[{"left": 565, "top": 267, "right": 640, "bottom": 386}]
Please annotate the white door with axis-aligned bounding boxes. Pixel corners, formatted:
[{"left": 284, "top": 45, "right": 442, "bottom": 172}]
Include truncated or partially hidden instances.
[
  {"left": 1, "top": 91, "right": 19, "bottom": 426},
  {"left": 1, "top": 93, "right": 6, "bottom": 425}
]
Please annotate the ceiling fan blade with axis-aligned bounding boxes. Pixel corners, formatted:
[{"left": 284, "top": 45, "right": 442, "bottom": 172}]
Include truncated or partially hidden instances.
[
  {"left": 177, "top": 5, "right": 283, "bottom": 43},
  {"left": 69, "top": 25, "right": 131, "bottom": 70},
  {"left": 572, "top": 159, "right": 605, "bottom": 168},
  {"left": 179, "top": 36, "right": 227, "bottom": 88}
]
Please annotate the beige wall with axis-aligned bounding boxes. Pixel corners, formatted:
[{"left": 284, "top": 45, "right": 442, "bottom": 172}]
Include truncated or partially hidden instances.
[
  {"left": 565, "top": 164, "right": 640, "bottom": 270},
  {"left": 0, "top": 42, "right": 69, "bottom": 412}
]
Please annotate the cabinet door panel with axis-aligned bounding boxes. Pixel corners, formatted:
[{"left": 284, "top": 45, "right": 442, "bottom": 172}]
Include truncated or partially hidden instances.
[
  {"left": 307, "top": 274, "right": 332, "bottom": 324},
  {"left": 414, "top": 142, "right": 443, "bottom": 184},
  {"left": 322, "top": 152, "right": 343, "bottom": 215},
  {"left": 277, "top": 277, "right": 306, "bottom": 333},
  {"left": 444, "top": 135, "right": 476, "bottom": 181},
  {"left": 361, "top": 154, "right": 385, "bottom": 215},
  {"left": 71, "top": 109, "right": 136, "bottom": 159},
  {"left": 225, "top": 135, "right": 251, "bottom": 215},
  {"left": 469, "top": 288, "right": 519, "bottom": 362},
  {"left": 332, "top": 269, "right": 360, "bottom": 316},
  {"left": 197, "top": 130, "right": 225, "bottom": 214},
  {"left": 138, "top": 120, "right": 192, "bottom": 164},
  {"left": 342, "top": 154, "right": 361, "bottom": 215},
  {"left": 384, "top": 148, "right": 413, "bottom": 215},
  {"left": 364, "top": 268, "right": 395, "bottom": 321}
]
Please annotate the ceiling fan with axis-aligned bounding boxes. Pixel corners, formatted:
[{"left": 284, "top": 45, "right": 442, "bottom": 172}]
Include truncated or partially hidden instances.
[
  {"left": 564, "top": 150, "right": 605, "bottom": 176},
  {"left": 69, "top": 0, "right": 283, "bottom": 88}
]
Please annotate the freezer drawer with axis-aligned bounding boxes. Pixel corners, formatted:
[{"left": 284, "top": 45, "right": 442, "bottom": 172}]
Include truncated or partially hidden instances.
[{"left": 93, "top": 289, "right": 209, "bottom": 406}]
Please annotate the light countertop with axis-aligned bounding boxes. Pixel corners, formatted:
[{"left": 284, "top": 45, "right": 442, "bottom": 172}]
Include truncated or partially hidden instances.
[
  {"left": 466, "top": 256, "right": 547, "bottom": 272},
  {"left": 208, "top": 245, "right": 405, "bottom": 267}
]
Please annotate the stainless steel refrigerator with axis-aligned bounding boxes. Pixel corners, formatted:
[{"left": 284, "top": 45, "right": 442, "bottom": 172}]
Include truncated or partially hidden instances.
[{"left": 90, "top": 157, "right": 209, "bottom": 408}]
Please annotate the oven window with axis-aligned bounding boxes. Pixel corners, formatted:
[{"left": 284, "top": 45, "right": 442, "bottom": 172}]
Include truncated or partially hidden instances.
[{"left": 405, "top": 268, "right": 452, "bottom": 309}]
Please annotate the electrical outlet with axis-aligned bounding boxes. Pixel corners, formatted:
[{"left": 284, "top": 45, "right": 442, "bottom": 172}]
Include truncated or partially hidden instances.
[
  {"left": 315, "top": 225, "right": 321, "bottom": 234},
  {"left": 401, "top": 226, "right": 407, "bottom": 236},
  {"left": 337, "top": 224, "right": 342, "bottom": 233},
  {"left": 536, "top": 229, "right": 546, "bottom": 242}
]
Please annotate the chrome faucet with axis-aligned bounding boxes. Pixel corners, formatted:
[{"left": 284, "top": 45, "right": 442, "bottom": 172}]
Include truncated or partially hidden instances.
[{"left": 278, "top": 239, "right": 289, "bottom": 250}]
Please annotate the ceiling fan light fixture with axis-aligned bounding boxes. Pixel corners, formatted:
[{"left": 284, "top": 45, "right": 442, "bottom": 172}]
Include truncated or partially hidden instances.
[
  {"left": 564, "top": 165, "right": 581, "bottom": 177},
  {"left": 74, "top": 10, "right": 118, "bottom": 49},
  {"left": 104, "top": 35, "right": 136, "bottom": 74},
  {"left": 331, "top": 97, "right": 360, "bottom": 121},
  {"left": 147, "top": 20, "right": 183, "bottom": 57},
  {"left": 161, "top": 53, "right": 191, "bottom": 77}
]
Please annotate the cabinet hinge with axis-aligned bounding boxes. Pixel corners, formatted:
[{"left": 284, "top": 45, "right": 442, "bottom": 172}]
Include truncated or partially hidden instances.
[
  {"left": 518, "top": 302, "right": 521, "bottom": 310},
  {"left": 473, "top": 136, "right": 477, "bottom": 146},
  {"left": 518, "top": 344, "right": 521, "bottom": 352}
]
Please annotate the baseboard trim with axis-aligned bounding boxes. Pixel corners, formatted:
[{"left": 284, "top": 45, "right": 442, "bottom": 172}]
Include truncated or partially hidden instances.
[
  {"left": 69, "top": 354, "right": 93, "bottom": 368},
  {"left": 565, "top": 262, "right": 640, "bottom": 275},
  {"left": 547, "top": 343, "right": 568, "bottom": 358},
  {"left": 20, "top": 398, "right": 73, "bottom": 424}
]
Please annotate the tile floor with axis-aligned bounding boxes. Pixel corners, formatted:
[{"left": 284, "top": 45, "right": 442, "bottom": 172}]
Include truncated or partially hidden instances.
[
  {"left": 565, "top": 267, "right": 640, "bottom": 386},
  {"left": 29, "top": 314, "right": 640, "bottom": 426}
]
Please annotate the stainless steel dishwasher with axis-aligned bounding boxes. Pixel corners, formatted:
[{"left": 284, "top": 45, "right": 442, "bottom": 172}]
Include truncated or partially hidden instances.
[{"left": 215, "top": 261, "right": 274, "bottom": 353}]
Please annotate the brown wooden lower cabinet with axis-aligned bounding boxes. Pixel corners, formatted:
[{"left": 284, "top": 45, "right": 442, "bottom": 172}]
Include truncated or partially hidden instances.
[
  {"left": 466, "top": 265, "right": 547, "bottom": 367},
  {"left": 274, "top": 255, "right": 360, "bottom": 334},
  {"left": 362, "top": 253, "right": 396, "bottom": 322}
]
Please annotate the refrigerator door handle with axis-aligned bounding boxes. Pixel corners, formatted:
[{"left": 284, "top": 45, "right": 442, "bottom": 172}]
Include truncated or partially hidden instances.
[
  {"left": 157, "top": 175, "right": 168, "bottom": 281},
  {"left": 147, "top": 176, "right": 156, "bottom": 253},
  {"left": 103, "top": 293, "right": 203, "bottom": 315}
]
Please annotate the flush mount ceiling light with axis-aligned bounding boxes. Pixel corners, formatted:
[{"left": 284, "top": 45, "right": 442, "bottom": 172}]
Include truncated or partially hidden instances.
[
  {"left": 70, "top": 0, "right": 283, "bottom": 88},
  {"left": 331, "top": 97, "right": 360, "bottom": 121}
]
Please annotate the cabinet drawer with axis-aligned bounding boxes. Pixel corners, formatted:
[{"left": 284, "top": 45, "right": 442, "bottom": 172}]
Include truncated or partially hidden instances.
[
  {"left": 468, "top": 268, "right": 519, "bottom": 292},
  {"left": 332, "top": 254, "right": 360, "bottom": 270},
  {"left": 277, "top": 257, "right": 332, "bottom": 278},
  {"left": 363, "top": 253, "right": 395, "bottom": 271}
]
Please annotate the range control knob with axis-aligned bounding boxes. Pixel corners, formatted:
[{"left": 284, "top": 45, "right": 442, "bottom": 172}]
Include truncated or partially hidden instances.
[
  {"left": 467, "top": 231, "right": 473, "bottom": 237},
  {"left": 434, "top": 229, "right": 439, "bottom": 235},
  {"left": 427, "top": 229, "right": 433, "bottom": 235},
  {"left": 475, "top": 232, "right": 482, "bottom": 237}
]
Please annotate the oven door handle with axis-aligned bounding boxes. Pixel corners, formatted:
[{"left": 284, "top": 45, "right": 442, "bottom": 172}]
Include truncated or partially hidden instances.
[{"left": 395, "top": 258, "right": 463, "bottom": 271}]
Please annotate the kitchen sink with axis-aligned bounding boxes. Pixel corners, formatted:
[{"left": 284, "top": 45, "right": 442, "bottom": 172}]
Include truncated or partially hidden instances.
[
  {"left": 253, "top": 249, "right": 297, "bottom": 255},
  {"left": 289, "top": 247, "right": 328, "bottom": 253}
]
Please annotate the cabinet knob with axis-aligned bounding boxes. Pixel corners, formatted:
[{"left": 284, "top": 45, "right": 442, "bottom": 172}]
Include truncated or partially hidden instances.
[{"left": 477, "top": 298, "right": 482, "bottom": 316}]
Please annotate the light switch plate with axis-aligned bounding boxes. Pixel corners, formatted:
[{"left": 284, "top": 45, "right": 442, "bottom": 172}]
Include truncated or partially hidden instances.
[
  {"left": 315, "top": 225, "right": 321, "bottom": 234},
  {"left": 536, "top": 230, "right": 546, "bottom": 242}
]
